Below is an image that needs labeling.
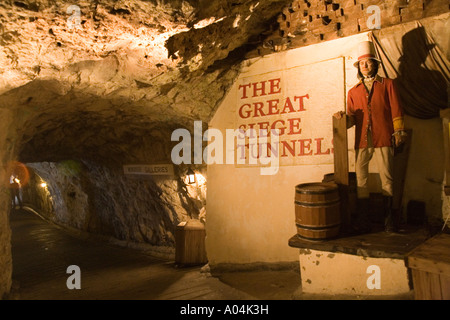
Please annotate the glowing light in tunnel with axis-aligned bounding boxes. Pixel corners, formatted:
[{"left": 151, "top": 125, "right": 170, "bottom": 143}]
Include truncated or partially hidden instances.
[
  {"left": 6, "top": 161, "right": 30, "bottom": 188},
  {"left": 40, "top": 182, "right": 47, "bottom": 188},
  {"left": 195, "top": 173, "right": 206, "bottom": 186}
]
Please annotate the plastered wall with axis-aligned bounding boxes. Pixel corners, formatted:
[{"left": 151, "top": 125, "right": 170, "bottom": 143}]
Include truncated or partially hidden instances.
[
  {"left": 206, "top": 29, "right": 447, "bottom": 266},
  {"left": 206, "top": 32, "right": 371, "bottom": 266}
]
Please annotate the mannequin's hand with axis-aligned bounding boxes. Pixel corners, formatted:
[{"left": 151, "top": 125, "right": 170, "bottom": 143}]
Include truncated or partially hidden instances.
[
  {"left": 394, "top": 131, "right": 407, "bottom": 147},
  {"left": 333, "top": 111, "right": 345, "bottom": 119}
]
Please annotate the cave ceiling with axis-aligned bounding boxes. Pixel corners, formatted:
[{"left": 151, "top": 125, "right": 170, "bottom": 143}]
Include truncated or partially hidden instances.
[{"left": 0, "top": 0, "right": 291, "bottom": 164}]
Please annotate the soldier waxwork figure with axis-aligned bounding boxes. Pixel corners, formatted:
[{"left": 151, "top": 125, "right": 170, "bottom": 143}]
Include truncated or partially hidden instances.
[{"left": 334, "top": 41, "right": 407, "bottom": 233}]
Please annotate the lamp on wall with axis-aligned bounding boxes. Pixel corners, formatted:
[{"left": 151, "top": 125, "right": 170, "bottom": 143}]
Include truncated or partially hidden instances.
[{"left": 186, "top": 168, "right": 196, "bottom": 185}]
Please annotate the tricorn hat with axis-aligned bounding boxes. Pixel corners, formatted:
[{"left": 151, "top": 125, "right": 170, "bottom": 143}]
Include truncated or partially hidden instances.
[{"left": 353, "top": 41, "right": 381, "bottom": 67}]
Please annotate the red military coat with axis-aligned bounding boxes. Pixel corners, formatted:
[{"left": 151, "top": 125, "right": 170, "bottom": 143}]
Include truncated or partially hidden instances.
[{"left": 347, "top": 75, "right": 404, "bottom": 149}]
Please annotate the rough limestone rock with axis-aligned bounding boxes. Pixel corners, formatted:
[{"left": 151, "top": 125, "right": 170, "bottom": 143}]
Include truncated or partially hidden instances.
[
  {"left": 0, "top": 0, "right": 291, "bottom": 165},
  {"left": 0, "top": 0, "right": 292, "bottom": 298},
  {"left": 22, "top": 161, "right": 206, "bottom": 253}
]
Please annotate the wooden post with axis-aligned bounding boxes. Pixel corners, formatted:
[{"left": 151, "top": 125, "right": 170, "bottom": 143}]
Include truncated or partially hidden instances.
[
  {"left": 393, "top": 129, "right": 413, "bottom": 227},
  {"left": 333, "top": 115, "right": 350, "bottom": 232}
]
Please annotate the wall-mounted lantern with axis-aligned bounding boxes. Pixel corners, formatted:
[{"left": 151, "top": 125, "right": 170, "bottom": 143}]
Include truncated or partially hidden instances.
[{"left": 186, "top": 168, "right": 196, "bottom": 185}]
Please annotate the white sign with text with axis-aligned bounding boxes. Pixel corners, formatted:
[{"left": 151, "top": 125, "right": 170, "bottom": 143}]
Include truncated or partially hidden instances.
[
  {"left": 235, "top": 57, "right": 345, "bottom": 167},
  {"left": 123, "top": 164, "right": 174, "bottom": 176}
]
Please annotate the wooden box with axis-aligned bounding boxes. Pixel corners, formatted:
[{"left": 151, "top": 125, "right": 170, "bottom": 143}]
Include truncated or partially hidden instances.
[
  {"left": 175, "top": 219, "right": 207, "bottom": 266},
  {"left": 406, "top": 233, "right": 450, "bottom": 300}
]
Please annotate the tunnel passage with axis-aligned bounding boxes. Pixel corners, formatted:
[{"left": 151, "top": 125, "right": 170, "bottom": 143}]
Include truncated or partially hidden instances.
[
  {"left": 3, "top": 76, "right": 210, "bottom": 255},
  {"left": 1, "top": 79, "right": 210, "bottom": 298},
  {"left": 19, "top": 160, "right": 207, "bottom": 254},
  {"left": 13, "top": 107, "right": 210, "bottom": 255}
]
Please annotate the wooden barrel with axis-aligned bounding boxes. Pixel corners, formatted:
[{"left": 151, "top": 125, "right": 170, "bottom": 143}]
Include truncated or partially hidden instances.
[
  {"left": 322, "top": 172, "right": 356, "bottom": 186},
  {"left": 295, "top": 182, "right": 341, "bottom": 241}
]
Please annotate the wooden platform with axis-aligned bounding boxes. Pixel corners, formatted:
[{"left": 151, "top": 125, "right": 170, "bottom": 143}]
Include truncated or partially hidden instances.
[
  {"left": 289, "top": 228, "right": 430, "bottom": 260},
  {"left": 289, "top": 228, "right": 434, "bottom": 296}
]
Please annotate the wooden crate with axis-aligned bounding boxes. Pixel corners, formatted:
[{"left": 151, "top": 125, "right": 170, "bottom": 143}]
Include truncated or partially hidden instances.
[
  {"left": 406, "top": 233, "right": 450, "bottom": 300},
  {"left": 175, "top": 219, "right": 207, "bottom": 266}
]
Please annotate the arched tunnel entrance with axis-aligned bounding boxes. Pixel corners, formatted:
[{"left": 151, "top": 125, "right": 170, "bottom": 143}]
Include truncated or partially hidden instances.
[
  {"left": 6, "top": 130, "right": 210, "bottom": 299},
  {"left": 5, "top": 80, "right": 210, "bottom": 253},
  {"left": 17, "top": 160, "right": 206, "bottom": 252}
]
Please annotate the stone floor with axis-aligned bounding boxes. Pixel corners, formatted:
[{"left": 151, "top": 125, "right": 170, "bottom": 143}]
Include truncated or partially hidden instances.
[
  {"left": 7, "top": 208, "right": 416, "bottom": 301},
  {"left": 8, "top": 208, "right": 303, "bottom": 300}
]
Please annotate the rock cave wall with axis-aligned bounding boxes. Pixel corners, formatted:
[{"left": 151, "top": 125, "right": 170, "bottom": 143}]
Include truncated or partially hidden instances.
[
  {"left": 21, "top": 166, "right": 55, "bottom": 218},
  {"left": 0, "top": 108, "right": 17, "bottom": 299},
  {"left": 21, "top": 160, "right": 207, "bottom": 256}
]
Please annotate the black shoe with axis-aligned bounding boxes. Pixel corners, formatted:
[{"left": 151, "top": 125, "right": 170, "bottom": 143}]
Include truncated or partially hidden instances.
[
  {"left": 384, "top": 215, "right": 395, "bottom": 233},
  {"left": 383, "top": 196, "right": 397, "bottom": 233},
  {"left": 352, "top": 198, "right": 372, "bottom": 233}
]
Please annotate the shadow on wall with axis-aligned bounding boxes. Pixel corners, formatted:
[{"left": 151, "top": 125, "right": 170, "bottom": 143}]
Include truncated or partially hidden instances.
[
  {"left": 393, "top": 26, "right": 448, "bottom": 226},
  {"left": 395, "top": 26, "right": 448, "bottom": 119}
]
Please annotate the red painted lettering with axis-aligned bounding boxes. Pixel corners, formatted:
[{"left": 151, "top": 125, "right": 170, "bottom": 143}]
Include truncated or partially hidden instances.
[
  {"left": 252, "top": 82, "right": 266, "bottom": 97},
  {"left": 258, "top": 122, "right": 270, "bottom": 136},
  {"left": 253, "top": 102, "right": 266, "bottom": 117},
  {"left": 236, "top": 144, "right": 246, "bottom": 160},
  {"left": 287, "top": 118, "right": 302, "bottom": 135},
  {"left": 249, "top": 143, "right": 259, "bottom": 159},
  {"left": 298, "top": 139, "right": 313, "bottom": 156},
  {"left": 314, "top": 138, "right": 331, "bottom": 155},
  {"left": 281, "top": 140, "right": 296, "bottom": 157},
  {"left": 239, "top": 83, "right": 251, "bottom": 99},
  {"left": 239, "top": 104, "right": 252, "bottom": 119},
  {"left": 270, "top": 120, "right": 286, "bottom": 136},
  {"left": 267, "top": 99, "right": 280, "bottom": 115},
  {"left": 268, "top": 78, "right": 282, "bottom": 94},
  {"left": 247, "top": 123, "right": 257, "bottom": 138},
  {"left": 280, "top": 97, "right": 295, "bottom": 114},
  {"left": 294, "top": 94, "right": 309, "bottom": 111}
]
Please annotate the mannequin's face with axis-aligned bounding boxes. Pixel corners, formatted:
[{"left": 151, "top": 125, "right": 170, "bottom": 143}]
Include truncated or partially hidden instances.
[{"left": 359, "top": 58, "right": 376, "bottom": 77}]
